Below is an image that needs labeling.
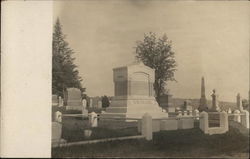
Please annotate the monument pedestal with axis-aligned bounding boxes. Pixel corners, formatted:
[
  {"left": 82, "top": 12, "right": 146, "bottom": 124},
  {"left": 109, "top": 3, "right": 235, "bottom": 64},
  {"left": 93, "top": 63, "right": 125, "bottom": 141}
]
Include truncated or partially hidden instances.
[{"left": 100, "top": 62, "right": 168, "bottom": 120}]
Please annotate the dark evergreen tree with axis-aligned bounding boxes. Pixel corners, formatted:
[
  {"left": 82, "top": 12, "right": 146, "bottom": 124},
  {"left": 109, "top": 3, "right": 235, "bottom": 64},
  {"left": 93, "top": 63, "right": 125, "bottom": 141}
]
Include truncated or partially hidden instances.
[
  {"left": 102, "top": 95, "right": 110, "bottom": 108},
  {"left": 52, "top": 18, "right": 85, "bottom": 98}
]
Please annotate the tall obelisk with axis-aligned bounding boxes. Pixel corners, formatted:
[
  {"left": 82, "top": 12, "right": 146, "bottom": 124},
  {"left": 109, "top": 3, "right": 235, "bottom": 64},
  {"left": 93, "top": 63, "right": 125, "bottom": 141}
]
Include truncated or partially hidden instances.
[{"left": 198, "top": 77, "right": 208, "bottom": 112}]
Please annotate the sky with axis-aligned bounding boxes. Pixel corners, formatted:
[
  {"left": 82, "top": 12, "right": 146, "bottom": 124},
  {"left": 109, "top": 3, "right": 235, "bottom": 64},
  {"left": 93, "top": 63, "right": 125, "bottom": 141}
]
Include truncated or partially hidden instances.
[{"left": 53, "top": 0, "right": 250, "bottom": 102}]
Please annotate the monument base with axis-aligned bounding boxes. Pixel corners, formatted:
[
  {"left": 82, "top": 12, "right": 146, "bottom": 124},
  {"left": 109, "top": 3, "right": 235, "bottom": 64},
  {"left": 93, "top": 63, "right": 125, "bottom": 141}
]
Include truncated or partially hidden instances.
[{"left": 100, "top": 96, "right": 168, "bottom": 120}]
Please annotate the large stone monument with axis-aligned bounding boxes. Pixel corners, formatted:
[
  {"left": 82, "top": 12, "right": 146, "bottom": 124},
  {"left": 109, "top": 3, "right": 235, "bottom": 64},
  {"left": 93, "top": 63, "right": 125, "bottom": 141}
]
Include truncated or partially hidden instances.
[
  {"left": 198, "top": 77, "right": 208, "bottom": 112},
  {"left": 66, "top": 88, "right": 82, "bottom": 111},
  {"left": 100, "top": 62, "right": 167, "bottom": 119}
]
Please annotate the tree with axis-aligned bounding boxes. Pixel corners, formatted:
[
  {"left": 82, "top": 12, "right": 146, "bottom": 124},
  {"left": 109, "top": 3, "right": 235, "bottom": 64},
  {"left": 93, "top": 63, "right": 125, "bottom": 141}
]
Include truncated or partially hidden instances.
[
  {"left": 102, "top": 95, "right": 110, "bottom": 108},
  {"left": 52, "top": 18, "right": 85, "bottom": 97},
  {"left": 135, "top": 32, "right": 177, "bottom": 102}
]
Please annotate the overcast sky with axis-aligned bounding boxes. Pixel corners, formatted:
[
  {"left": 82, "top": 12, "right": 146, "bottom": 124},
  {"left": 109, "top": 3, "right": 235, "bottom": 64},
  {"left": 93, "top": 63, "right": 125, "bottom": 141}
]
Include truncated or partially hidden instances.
[{"left": 53, "top": 0, "right": 249, "bottom": 102}]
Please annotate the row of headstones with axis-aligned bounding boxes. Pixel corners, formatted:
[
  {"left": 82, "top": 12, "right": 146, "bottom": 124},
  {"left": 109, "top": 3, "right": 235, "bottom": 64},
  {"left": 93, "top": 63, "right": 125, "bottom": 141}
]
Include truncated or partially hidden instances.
[
  {"left": 52, "top": 94, "right": 104, "bottom": 109},
  {"left": 54, "top": 111, "right": 98, "bottom": 127},
  {"left": 211, "top": 91, "right": 246, "bottom": 112}
]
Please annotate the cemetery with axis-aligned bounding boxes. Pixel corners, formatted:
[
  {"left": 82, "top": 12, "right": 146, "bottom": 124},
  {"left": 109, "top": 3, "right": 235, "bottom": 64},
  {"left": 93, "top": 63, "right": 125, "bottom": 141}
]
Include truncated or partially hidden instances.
[{"left": 52, "top": 62, "right": 249, "bottom": 158}]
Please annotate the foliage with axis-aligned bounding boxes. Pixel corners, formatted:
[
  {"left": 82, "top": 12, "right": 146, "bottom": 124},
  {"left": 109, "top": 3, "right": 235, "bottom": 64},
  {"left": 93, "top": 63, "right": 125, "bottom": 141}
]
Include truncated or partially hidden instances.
[
  {"left": 52, "top": 18, "right": 85, "bottom": 97},
  {"left": 101, "top": 95, "right": 110, "bottom": 108},
  {"left": 135, "top": 32, "right": 177, "bottom": 102}
]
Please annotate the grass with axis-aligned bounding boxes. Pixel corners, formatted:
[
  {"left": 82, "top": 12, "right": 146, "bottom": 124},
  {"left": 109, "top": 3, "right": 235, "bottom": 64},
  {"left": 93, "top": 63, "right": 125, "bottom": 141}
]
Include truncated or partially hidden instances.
[
  {"left": 52, "top": 124, "right": 249, "bottom": 158},
  {"left": 61, "top": 117, "right": 139, "bottom": 142}
]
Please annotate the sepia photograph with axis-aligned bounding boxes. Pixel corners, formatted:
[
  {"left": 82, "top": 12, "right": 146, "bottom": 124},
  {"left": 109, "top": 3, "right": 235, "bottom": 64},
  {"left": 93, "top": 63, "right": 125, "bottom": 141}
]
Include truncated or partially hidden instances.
[
  {"left": 2, "top": 0, "right": 248, "bottom": 158},
  {"left": 51, "top": 0, "right": 249, "bottom": 158}
]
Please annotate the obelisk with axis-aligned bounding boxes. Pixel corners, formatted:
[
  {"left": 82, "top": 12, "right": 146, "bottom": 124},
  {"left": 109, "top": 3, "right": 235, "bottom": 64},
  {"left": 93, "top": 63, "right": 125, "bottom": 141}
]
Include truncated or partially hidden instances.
[{"left": 198, "top": 77, "right": 208, "bottom": 112}]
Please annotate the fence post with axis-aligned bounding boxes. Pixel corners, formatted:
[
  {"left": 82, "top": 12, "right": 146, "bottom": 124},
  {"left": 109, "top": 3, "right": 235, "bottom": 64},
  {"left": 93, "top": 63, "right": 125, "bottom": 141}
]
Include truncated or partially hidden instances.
[
  {"left": 199, "top": 111, "right": 208, "bottom": 134},
  {"left": 233, "top": 110, "right": 241, "bottom": 123},
  {"left": 219, "top": 111, "right": 228, "bottom": 132},
  {"left": 142, "top": 113, "right": 152, "bottom": 140},
  {"left": 240, "top": 110, "right": 249, "bottom": 129}
]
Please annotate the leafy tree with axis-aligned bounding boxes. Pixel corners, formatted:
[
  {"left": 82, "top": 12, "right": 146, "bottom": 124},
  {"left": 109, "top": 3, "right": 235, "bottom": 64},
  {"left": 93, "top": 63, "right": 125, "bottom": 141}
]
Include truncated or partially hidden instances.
[
  {"left": 52, "top": 18, "right": 85, "bottom": 98},
  {"left": 135, "top": 32, "right": 177, "bottom": 102},
  {"left": 102, "top": 95, "right": 110, "bottom": 108}
]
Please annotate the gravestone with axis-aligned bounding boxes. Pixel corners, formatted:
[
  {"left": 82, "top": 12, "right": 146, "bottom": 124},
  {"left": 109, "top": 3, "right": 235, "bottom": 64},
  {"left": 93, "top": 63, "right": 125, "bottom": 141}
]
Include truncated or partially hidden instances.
[
  {"left": 89, "top": 112, "right": 98, "bottom": 127},
  {"left": 66, "top": 88, "right": 82, "bottom": 111},
  {"left": 82, "top": 99, "right": 88, "bottom": 117},
  {"left": 193, "top": 109, "right": 199, "bottom": 120},
  {"left": 97, "top": 100, "right": 102, "bottom": 109},
  {"left": 227, "top": 108, "right": 232, "bottom": 114},
  {"left": 89, "top": 98, "right": 93, "bottom": 108},
  {"left": 58, "top": 96, "right": 63, "bottom": 107},
  {"left": 52, "top": 95, "right": 58, "bottom": 106},
  {"left": 100, "top": 62, "right": 167, "bottom": 119},
  {"left": 236, "top": 93, "right": 243, "bottom": 111}
]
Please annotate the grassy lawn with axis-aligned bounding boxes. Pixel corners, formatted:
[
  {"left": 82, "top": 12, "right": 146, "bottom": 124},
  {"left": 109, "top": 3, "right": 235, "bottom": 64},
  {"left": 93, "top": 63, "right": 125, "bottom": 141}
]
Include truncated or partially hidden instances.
[
  {"left": 52, "top": 126, "right": 249, "bottom": 158},
  {"left": 61, "top": 117, "right": 139, "bottom": 142}
]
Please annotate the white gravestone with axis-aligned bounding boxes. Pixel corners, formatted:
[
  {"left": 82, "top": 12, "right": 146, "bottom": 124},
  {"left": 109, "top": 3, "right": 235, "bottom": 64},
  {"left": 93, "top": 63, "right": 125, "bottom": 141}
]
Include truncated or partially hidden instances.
[
  {"left": 89, "top": 112, "right": 98, "bottom": 127},
  {"left": 66, "top": 88, "right": 82, "bottom": 110},
  {"left": 142, "top": 113, "right": 152, "bottom": 140},
  {"left": 82, "top": 99, "right": 88, "bottom": 117},
  {"left": 193, "top": 109, "right": 199, "bottom": 120},
  {"left": 55, "top": 111, "right": 62, "bottom": 123},
  {"left": 177, "top": 111, "right": 182, "bottom": 117},
  {"left": 183, "top": 111, "right": 188, "bottom": 116},
  {"left": 58, "top": 96, "right": 64, "bottom": 107},
  {"left": 233, "top": 110, "right": 241, "bottom": 123},
  {"left": 89, "top": 98, "right": 93, "bottom": 108},
  {"left": 97, "top": 100, "right": 102, "bottom": 109},
  {"left": 227, "top": 108, "right": 232, "bottom": 114}
]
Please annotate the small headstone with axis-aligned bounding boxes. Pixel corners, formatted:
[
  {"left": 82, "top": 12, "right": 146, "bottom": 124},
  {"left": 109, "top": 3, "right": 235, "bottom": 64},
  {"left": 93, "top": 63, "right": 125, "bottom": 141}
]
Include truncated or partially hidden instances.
[
  {"left": 193, "top": 109, "right": 199, "bottom": 120},
  {"left": 98, "top": 100, "right": 102, "bottom": 108},
  {"left": 55, "top": 111, "right": 62, "bottom": 123},
  {"left": 234, "top": 110, "right": 241, "bottom": 123},
  {"left": 58, "top": 96, "right": 63, "bottom": 107},
  {"left": 183, "top": 111, "right": 188, "bottom": 116},
  {"left": 177, "top": 111, "right": 182, "bottom": 117},
  {"left": 82, "top": 99, "right": 87, "bottom": 108},
  {"left": 227, "top": 108, "right": 232, "bottom": 114},
  {"left": 89, "top": 98, "right": 93, "bottom": 108},
  {"left": 89, "top": 112, "right": 98, "bottom": 127}
]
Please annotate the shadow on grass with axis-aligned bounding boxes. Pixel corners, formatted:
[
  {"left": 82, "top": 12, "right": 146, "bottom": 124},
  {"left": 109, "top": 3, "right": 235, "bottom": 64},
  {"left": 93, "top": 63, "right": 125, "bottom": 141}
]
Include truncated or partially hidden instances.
[
  {"left": 53, "top": 126, "right": 249, "bottom": 158},
  {"left": 61, "top": 117, "right": 139, "bottom": 142}
]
